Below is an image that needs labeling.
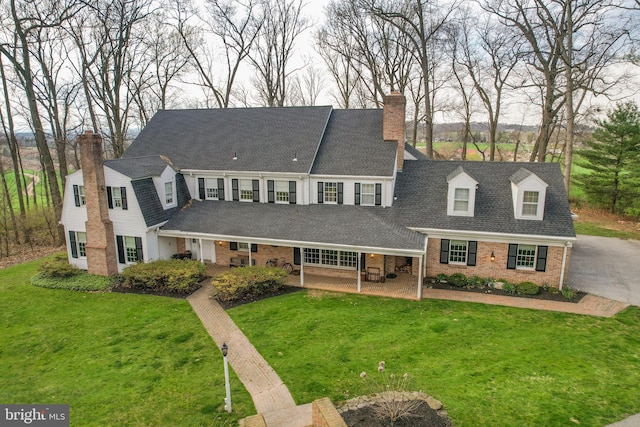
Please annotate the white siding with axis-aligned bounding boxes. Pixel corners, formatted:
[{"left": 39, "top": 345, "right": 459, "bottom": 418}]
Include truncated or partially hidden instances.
[
  {"left": 158, "top": 236, "right": 178, "bottom": 259},
  {"left": 310, "top": 177, "right": 393, "bottom": 206},
  {"left": 151, "top": 166, "right": 178, "bottom": 209}
]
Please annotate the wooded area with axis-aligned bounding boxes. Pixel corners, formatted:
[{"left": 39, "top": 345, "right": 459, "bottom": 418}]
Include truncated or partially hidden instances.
[{"left": 1, "top": 0, "right": 639, "bottom": 255}]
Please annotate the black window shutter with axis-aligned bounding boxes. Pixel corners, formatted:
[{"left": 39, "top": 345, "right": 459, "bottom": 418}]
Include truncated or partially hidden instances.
[
  {"left": 121, "top": 187, "right": 128, "bottom": 210},
  {"left": 252, "top": 180, "right": 260, "bottom": 202},
  {"left": 318, "top": 182, "right": 323, "bottom": 203},
  {"left": 535, "top": 246, "right": 548, "bottom": 272},
  {"left": 375, "top": 183, "right": 382, "bottom": 206},
  {"left": 440, "top": 239, "right": 450, "bottom": 264},
  {"left": 198, "top": 178, "right": 205, "bottom": 199},
  {"left": 116, "top": 235, "right": 125, "bottom": 263},
  {"left": 467, "top": 241, "right": 478, "bottom": 266},
  {"left": 337, "top": 182, "right": 343, "bottom": 204},
  {"left": 230, "top": 242, "right": 238, "bottom": 251},
  {"left": 217, "top": 178, "right": 225, "bottom": 200},
  {"left": 289, "top": 181, "right": 296, "bottom": 204},
  {"left": 355, "top": 183, "right": 361, "bottom": 205},
  {"left": 73, "top": 185, "right": 80, "bottom": 207},
  {"left": 507, "top": 244, "right": 518, "bottom": 269},
  {"left": 107, "top": 186, "right": 113, "bottom": 209},
  {"left": 293, "top": 247, "right": 301, "bottom": 265},
  {"left": 251, "top": 243, "right": 258, "bottom": 253},
  {"left": 267, "top": 180, "right": 275, "bottom": 203},
  {"left": 360, "top": 252, "right": 366, "bottom": 272},
  {"left": 69, "top": 231, "right": 78, "bottom": 258},
  {"left": 232, "top": 179, "right": 239, "bottom": 201},
  {"left": 135, "top": 237, "right": 143, "bottom": 262}
]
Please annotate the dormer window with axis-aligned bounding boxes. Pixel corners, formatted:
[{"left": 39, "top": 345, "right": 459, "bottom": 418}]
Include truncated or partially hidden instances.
[
  {"left": 446, "top": 167, "right": 477, "bottom": 217},
  {"left": 164, "top": 181, "right": 174, "bottom": 205},
  {"left": 510, "top": 168, "right": 547, "bottom": 221},
  {"left": 522, "top": 191, "right": 539, "bottom": 216}
]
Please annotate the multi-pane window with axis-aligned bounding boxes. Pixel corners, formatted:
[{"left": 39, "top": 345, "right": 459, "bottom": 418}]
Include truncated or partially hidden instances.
[
  {"left": 125, "top": 236, "right": 138, "bottom": 263},
  {"left": 322, "top": 250, "right": 338, "bottom": 266},
  {"left": 78, "top": 186, "right": 86, "bottom": 205},
  {"left": 453, "top": 188, "right": 469, "bottom": 212},
  {"left": 275, "top": 181, "right": 289, "bottom": 203},
  {"left": 304, "top": 249, "right": 358, "bottom": 269},
  {"left": 304, "top": 248, "right": 320, "bottom": 264},
  {"left": 516, "top": 244, "right": 536, "bottom": 268},
  {"left": 239, "top": 180, "right": 253, "bottom": 201},
  {"left": 77, "top": 232, "right": 87, "bottom": 257},
  {"left": 449, "top": 240, "right": 467, "bottom": 264},
  {"left": 324, "top": 182, "right": 337, "bottom": 203},
  {"left": 112, "top": 187, "right": 122, "bottom": 207},
  {"left": 206, "top": 178, "right": 219, "bottom": 199},
  {"left": 238, "top": 242, "right": 249, "bottom": 251},
  {"left": 522, "top": 191, "right": 539, "bottom": 216},
  {"left": 361, "top": 183, "right": 375, "bottom": 206},
  {"left": 165, "top": 182, "right": 174, "bottom": 204},
  {"left": 339, "top": 251, "right": 358, "bottom": 268}
]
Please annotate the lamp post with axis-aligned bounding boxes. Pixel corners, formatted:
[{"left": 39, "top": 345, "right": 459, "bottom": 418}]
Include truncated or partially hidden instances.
[{"left": 221, "top": 342, "right": 232, "bottom": 413}]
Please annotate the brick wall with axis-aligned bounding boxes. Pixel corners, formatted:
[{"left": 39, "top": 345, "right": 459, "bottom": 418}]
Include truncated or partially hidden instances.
[
  {"left": 312, "top": 398, "right": 347, "bottom": 427},
  {"left": 383, "top": 93, "right": 406, "bottom": 171},
  {"left": 426, "top": 238, "right": 571, "bottom": 288}
]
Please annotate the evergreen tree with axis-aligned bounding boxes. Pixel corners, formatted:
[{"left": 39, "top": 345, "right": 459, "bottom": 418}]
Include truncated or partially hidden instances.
[{"left": 575, "top": 102, "right": 640, "bottom": 215}]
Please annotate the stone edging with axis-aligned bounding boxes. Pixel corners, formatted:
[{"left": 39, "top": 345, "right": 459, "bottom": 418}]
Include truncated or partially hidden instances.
[{"left": 336, "top": 391, "right": 450, "bottom": 421}]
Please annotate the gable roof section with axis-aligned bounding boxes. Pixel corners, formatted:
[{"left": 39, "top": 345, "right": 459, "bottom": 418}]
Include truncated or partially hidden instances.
[
  {"left": 389, "top": 160, "right": 575, "bottom": 238},
  {"left": 133, "top": 173, "right": 191, "bottom": 227},
  {"left": 160, "top": 200, "right": 425, "bottom": 255},
  {"left": 311, "top": 109, "right": 396, "bottom": 176},
  {"left": 123, "top": 107, "right": 332, "bottom": 173},
  {"left": 104, "top": 156, "right": 171, "bottom": 179},
  {"left": 404, "top": 143, "right": 428, "bottom": 160}
]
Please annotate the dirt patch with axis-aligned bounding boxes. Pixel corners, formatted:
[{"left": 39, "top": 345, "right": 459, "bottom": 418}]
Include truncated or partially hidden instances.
[
  {"left": 215, "top": 285, "right": 303, "bottom": 310},
  {"left": 0, "top": 245, "right": 64, "bottom": 270},
  {"left": 341, "top": 400, "right": 450, "bottom": 427},
  {"left": 572, "top": 206, "right": 640, "bottom": 236}
]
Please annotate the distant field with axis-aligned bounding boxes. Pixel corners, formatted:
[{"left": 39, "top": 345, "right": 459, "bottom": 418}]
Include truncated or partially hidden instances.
[{"left": 3, "top": 170, "right": 62, "bottom": 211}]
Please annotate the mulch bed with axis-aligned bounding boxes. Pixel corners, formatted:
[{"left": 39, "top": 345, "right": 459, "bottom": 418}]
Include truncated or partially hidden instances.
[
  {"left": 110, "top": 284, "right": 202, "bottom": 299},
  {"left": 341, "top": 400, "right": 451, "bottom": 427},
  {"left": 428, "top": 281, "right": 585, "bottom": 303},
  {"left": 216, "top": 285, "right": 303, "bottom": 310}
]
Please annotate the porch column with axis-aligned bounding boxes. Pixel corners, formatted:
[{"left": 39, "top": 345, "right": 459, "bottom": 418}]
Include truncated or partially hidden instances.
[
  {"left": 357, "top": 252, "right": 361, "bottom": 292},
  {"left": 300, "top": 247, "right": 304, "bottom": 287},
  {"left": 417, "top": 255, "right": 424, "bottom": 299},
  {"left": 248, "top": 242, "right": 252, "bottom": 266},
  {"left": 559, "top": 244, "right": 569, "bottom": 291},
  {"left": 199, "top": 238, "right": 203, "bottom": 263}
]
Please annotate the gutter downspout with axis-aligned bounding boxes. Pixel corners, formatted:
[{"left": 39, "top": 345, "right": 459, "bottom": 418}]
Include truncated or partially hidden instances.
[
  {"left": 417, "top": 255, "right": 423, "bottom": 299},
  {"left": 300, "top": 247, "right": 305, "bottom": 287},
  {"left": 559, "top": 243, "right": 569, "bottom": 291},
  {"left": 357, "top": 251, "right": 362, "bottom": 292}
]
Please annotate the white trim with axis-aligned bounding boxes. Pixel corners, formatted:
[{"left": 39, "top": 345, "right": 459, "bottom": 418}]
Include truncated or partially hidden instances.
[
  {"left": 357, "top": 251, "right": 361, "bottom": 292},
  {"left": 559, "top": 244, "right": 568, "bottom": 290},
  {"left": 311, "top": 174, "right": 394, "bottom": 180},
  {"left": 417, "top": 256, "right": 423, "bottom": 299},
  {"left": 410, "top": 227, "right": 575, "bottom": 247},
  {"left": 184, "top": 169, "right": 307, "bottom": 178}
]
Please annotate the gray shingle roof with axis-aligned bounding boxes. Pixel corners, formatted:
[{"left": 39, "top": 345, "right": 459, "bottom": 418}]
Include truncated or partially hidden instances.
[
  {"left": 385, "top": 160, "right": 575, "bottom": 238},
  {"left": 123, "top": 107, "right": 332, "bottom": 173},
  {"left": 404, "top": 144, "right": 428, "bottom": 160},
  {"left": 310, "top": 109, "right": 396, "bottom": 176},
  {"left": 133, "top": 173, "right": 191, "bottom": 227},
  {"left": 446, "top": 165, "right": 476, "bottom": 183},
  {"left": 104, "top": 156, "right": 172, "bottom": 179},
  {"left": 160, "top": 200, "right": 425, "bottom": 254},
  {"left": 510, "top": 167, "right": 535, "bottom": 184}
]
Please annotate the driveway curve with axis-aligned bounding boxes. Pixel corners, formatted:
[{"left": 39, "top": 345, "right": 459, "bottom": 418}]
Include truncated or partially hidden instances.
[{"left": 567, "top": 235, "right": 640, "bottom": 307}]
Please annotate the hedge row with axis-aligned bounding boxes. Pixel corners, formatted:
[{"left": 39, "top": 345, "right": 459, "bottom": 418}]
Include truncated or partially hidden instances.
[
  {"left": 119, "top": 259, "right": 206, "bottom": 295},
  {"left": 211, "top": 266, "right": 287, "bottom": 302}
]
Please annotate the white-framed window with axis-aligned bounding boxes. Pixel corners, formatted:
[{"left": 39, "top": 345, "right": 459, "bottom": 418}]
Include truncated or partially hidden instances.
[
  {"left": 78, "top": 186, "right": 86, "bottom": 205},
  {"left": 516, "top": 244, "right": 536, "bottom": 269},
  {"left": 238, "top": 242, "right": 249, "bottom": 251},
  {"left": 276, "top": 181, "right": 289, "bottom": 203},
  {"left": 125, "top": 236, "right": 138, "bottom": 263},
  {"left": 304, "top": 249, "right": 358, "bottom": 269},
  {"left": 522, "top": 191, "right": 539, "bottom": 216},
  {"left": 239, "top": 180, "right": 253, "bottom": 201},
  {"left": 449, "top": 240, "right": 467, "bottom": 264},
  {"left": 453, "top": 188, "right": 469, "bottom": 213},
  {"left": 324, "top": 182, "right": 337, "bottom": 203},
  {"left": 164, "top": 181, "right": 174, "bottom": 205},
  {"left": 112, "top": 187, "right": 122, "bottom": 208},
  {"left": 205, "top": 178, "right": 219, "bottom": 199},
  {"left": 361, "top": 183, "right": 375, "bottom": 206},
  {"left": 77, "top": 232, "right": 87, "bottom": 257}
]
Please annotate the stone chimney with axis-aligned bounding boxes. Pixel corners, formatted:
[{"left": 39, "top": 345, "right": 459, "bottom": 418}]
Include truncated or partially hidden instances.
[
  {"left": 383, "top": 92, "right": 406, "bottom": 172},
  {"left": 79, "top": 131, "right": 118, "bottom": 276}
]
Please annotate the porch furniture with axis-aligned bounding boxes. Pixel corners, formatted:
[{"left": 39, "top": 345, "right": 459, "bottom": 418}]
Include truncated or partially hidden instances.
[
  {"left": 230, "top": 256, "right": 254, "bottom": 268},
  {"left": 365, "top": 267, "right": 381, "bottom": 282},
  {"left": 171, "top": 251, "right": 192, "bottom": 260}
]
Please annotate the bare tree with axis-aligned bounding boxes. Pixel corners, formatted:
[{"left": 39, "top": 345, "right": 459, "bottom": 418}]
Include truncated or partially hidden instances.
[{"left": 289, "top": 64, "right": 326, "bottom": 106}]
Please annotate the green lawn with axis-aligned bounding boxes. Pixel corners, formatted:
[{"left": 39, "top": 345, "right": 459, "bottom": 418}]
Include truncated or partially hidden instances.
[
  {"left": 573, "top": 221, "right": 640, "bottom": 240},
  {"left": 0, "top": 259, "right": 254, "bottom": 426},
  {"left": 228, "top": 291, "right": 640, "bottom": 427}
]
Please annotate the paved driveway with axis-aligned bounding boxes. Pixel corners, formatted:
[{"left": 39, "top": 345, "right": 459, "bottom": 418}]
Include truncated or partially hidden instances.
[{"left": 567, "top": 235, "right": 640, "bottom": 306}]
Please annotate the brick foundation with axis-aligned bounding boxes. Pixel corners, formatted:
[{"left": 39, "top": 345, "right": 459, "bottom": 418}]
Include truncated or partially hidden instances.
[{"left": 312, "top": 398, "right": 347, "bottom": 427}]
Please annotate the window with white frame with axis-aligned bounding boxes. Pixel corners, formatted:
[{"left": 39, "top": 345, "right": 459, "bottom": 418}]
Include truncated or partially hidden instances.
[
  {"left": 275, "top": 181, "right": 289, "bottom": 203},
  {"left": 125, "top": 236, "right": 138, "bottom": 263},
  {"left": 339, "top": 251, "right": 358, "bottom": 268},
  {"left": 304, "top": 248, "right": 320, "bottom": 264},
  {"left": 304, "top": 249, "right": 358, "bottom": 269},
  {"left": 448, "top": 240, "right": 467, "bottom": 264},
  {"left": 239, "top": 180, "right": 253, "bottom": 201},
  {"left": 516, "top": 244, "right": 536, "bottom": 269},
  {"left": 112, "top": 187, "right": 122, "bottom": 208},
  {"left": 205, "top": 178, "right": 219, "bottom": 199},
  {"left": 453, "top": 188, "right": 469, "bottom": 213},
  {"left": 78, "top": 186, "right": 86, "bottom": 205},
  {"left": 361, "top": 183, "right": 375, "bottom": 206},
  {"left": 238, "top": 242, "right": 250, "bottom": 251},
  {"left": 77, "top": 232, "right": 87, "bottom": 257},
  {"left": 324, "top": 182, "right": 337, "bottom": 203},
  {"left": 165, "top": 181, "right": 174, "bottom": 204},
  {"left": 522, "top": 191, "right": 539, "bottom": 216},
  {"left": 322, "top": 250, "right": 338, "bottom": 266}
]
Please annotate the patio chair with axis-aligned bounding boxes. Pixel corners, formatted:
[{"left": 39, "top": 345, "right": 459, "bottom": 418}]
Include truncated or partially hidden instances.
[{"left": 365, "top": 267, "right": 381, "bottom": 282}]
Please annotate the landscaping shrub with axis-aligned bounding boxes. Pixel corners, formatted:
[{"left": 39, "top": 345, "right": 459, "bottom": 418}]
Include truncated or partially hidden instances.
[
  {"left": 466, "top": 275, "right": 484, "bottom": 288},
  {"left": 562, "top": 286, "right": 577, "bottom": 300},
  {"left": 502, "top": 282, "right": 516, "bottom": 295},
  {"left": 212, "top": 266, "right": 287, "bottom": 302},
  {"left": 435, "top": 273, "right": 448, "bottom": 283},
  {"left": 517, "top": 281, "right": 540, "bottom": 295},
  {"left": 31, "top": 271, "right": 112, "bottom": 291},
  {"left": 121, "top": 259, "right": 206, "bottom": 295},
  {"left": 447, "top": 272, "right": 467, "bottom": 287},
  {"left": 38, "top": 253, "right": 81, "bottom": 278}
]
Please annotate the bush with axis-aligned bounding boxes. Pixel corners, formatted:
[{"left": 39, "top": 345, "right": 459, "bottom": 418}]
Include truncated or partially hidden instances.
[
  {"left": 562, "top": 286, "right": 577, "bottom": 300},
  {"left": 517, "top": 281, "right": 540, "bottom": 295},
  {"left": 38, "top": 253, "right": 81, "bottom": 278},
  {"left": 121, "top": 259, "right": 206, "bottom": 295},
  {"left": 212, "top": 266, "right": 287, "bottom": 302},
  {"left": 435, "top": 273, "right": 448, "bottom": 283},
  {"left": 31, "top": 271, "right": 112, "bottom": 291},
  {"left": 502, "top": 282, "right": 516, "bottom": 295},
  {"left": 447, "top": 272, "right": 467, "bottom": 287},
  {"left": 466, "top": 275, "right": 484, "bottom": 288}
]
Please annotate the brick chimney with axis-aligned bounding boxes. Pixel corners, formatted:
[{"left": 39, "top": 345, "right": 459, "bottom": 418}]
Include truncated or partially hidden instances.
[
  {"left": 383, "top": 92, "right": 406, "bottom": 172},
  {"left": 79, "top": 131, "right": 118, "bottom": 276}
]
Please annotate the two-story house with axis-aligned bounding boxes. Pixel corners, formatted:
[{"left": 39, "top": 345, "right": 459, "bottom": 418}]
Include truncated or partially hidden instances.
[{"left": 60, "top": 93, "right": 576, "bottom": 298}]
